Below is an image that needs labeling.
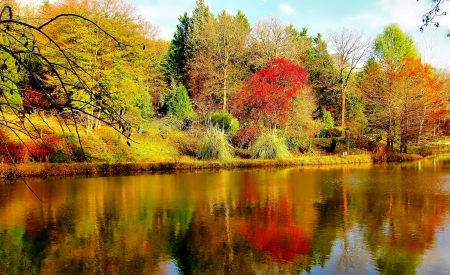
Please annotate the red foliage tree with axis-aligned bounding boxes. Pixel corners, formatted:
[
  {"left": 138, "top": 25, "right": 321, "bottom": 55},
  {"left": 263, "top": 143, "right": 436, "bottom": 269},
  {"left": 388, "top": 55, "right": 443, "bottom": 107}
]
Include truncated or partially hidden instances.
[
  {"left": 231, "top": 58, "right": 308, "bottom": 129},
  {"left": 21, "top": 86, "right": 52, "bottom": 114}
]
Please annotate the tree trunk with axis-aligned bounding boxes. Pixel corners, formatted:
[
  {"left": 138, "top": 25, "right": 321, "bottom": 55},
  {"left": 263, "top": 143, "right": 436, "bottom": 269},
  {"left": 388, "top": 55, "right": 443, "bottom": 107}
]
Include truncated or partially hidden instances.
[
  {"left": 341, "top": 82, "right": 345, "bottom": 127},
  {"left": 223, "top": 68, "right": 227, "bottom": 111}
]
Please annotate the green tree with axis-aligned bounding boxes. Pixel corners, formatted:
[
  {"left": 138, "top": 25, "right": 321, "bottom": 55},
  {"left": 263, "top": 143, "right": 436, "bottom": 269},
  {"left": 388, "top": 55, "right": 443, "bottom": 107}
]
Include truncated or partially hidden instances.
[
  {"left": 373, "top": 24, "right": 418, "bottom": 68},
  {"left": 302, "top": 32, "right": 340, "bottom": 121},
  {"left": 167, "top": 84, "right": 195, "bottom": 122},
  {"left": 163, "top": 13, "right": 191, "bottom": 87}
]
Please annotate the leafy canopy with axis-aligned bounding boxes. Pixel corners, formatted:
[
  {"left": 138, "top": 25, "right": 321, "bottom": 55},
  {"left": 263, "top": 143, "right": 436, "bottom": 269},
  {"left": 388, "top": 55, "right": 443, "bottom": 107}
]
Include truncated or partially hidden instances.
[{"left": 231, "top": 58, "right": 308, "bottom": 129}]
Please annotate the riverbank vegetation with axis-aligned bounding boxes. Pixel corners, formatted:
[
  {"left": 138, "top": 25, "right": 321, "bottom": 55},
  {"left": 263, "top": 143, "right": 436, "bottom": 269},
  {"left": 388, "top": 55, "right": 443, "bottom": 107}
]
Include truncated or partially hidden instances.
[{"left": 1, "top": 0, "right": 450, "bottom": 177}]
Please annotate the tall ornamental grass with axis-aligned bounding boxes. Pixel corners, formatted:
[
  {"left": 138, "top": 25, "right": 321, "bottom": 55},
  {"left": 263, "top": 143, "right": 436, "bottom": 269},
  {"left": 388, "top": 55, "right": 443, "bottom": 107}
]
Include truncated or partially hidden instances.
[
  {"left": 250, "top": 131, "right": 291, "bottom": 159},
  {"left": 198, "top": 126, "right": 234, "bottom": 160}
]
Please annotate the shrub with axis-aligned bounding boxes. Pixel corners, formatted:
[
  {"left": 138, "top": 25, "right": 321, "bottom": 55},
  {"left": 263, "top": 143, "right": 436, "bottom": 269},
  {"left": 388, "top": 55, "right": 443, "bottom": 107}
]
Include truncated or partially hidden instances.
[
  {"left": 287, "top": 138, "right": 312, "bottom": 154},
  {"left": 322, "top": 109, "right": 335, "bottom": 129},
  {"left": 167, "top": 84, "right": 196, "bottom": 124},
  {"left": 326, "top": 138, "right": 338, "bottom": 153},
  {"left": 417, "top": 146, "right": 433, "bottom": 157},
  {"left": 209, "top": 111, "right": 239, "bottom": 136},
  {"left": 250, "top": 131, "right": 291, "bottom": 159},
  {"left": 198, "top": 126, "right": 234, "bottom": 160},
  {"left": 174, "top": 136, "right": 200, "bottom": 157},
  {"left": 233, "top": 126, "right": 258, "bottom": 149}
]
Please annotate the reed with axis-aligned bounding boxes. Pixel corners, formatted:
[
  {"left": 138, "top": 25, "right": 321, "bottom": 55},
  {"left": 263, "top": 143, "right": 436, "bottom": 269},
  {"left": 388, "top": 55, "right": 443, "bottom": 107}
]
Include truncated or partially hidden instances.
[
  {"left": 250, "top": 131, "right": 291, "bottom": 159},
  {"left": 198, "top": 126, "right": 234, "bottom": 160}
]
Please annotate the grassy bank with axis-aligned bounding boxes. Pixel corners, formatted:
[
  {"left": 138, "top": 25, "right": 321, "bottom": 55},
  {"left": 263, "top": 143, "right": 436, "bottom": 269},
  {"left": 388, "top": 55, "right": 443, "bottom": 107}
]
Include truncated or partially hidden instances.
[
  {"left": 0, "top": 154, "right": 373, "bottom": 179},
  {"left": 2, "top": 115, "right": 449, "bottom": 179}
]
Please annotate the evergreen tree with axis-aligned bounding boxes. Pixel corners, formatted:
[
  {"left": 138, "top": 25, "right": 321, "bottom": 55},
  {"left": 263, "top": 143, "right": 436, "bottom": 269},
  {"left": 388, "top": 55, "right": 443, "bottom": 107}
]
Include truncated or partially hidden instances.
[
  {"left": 167, "top": 84, "right": 195, "bottom": 122},
  {"left": 163, "top": 13, "right": 191, "bottom": 87},
  {"left": 303, "top": 33, "right": 339, "bottom": 119}
]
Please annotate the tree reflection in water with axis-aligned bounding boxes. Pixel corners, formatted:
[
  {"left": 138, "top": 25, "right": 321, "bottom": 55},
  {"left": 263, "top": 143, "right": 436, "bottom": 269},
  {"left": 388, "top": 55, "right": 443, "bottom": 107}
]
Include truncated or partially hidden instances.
[
  {"left": 239, "top": 197, "right": 310, "bottom": 263},
  {"left": 0, "top": 158, "right": 450, "bottom": 274}
]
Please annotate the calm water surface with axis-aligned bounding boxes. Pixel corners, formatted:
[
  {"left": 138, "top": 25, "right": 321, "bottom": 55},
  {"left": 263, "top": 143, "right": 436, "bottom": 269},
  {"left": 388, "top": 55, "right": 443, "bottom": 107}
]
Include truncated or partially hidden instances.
[{"left": 1, "top": 156, "right": 450, "bottom": 274}]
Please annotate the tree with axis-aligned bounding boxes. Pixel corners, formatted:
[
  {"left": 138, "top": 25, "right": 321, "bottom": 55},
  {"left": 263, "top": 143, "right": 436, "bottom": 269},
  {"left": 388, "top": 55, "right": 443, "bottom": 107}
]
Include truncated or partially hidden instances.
[
  {"left": 186, "top": 0, "right": 216, "bottom": 111},
  {"left": 373, "top": 24, "right": 418, "bottom": 68},
  {"left": 176, "top": 3, "right": 251, "bottom": 113},
  {"left": 368, "top": 24, "right": 419, "bottom": 152},
  {"left": 40, "top": 0, "right": 165, "bottom": 131},
  {"left": 302, "top": 32, "right": 340, "bottom": 119},
  {"left": 163, "top": 12, "right": 191, "bottom": 87},
  {"left": 231, "top": 58, "right": 308, "bottom": 130},
  {"left": 167, "top": 84, "right": 195, "bottom": 123},
  {"left": 0, "top": 4, "right": 135, "bottom": 156},
  {"left": 285, "top": 86, "right": 322, "bottom": 145},
  {"left": 361, "top": 57, "right": 444, "bottom": 153},
  {"left": 329, "top": 27, "right": 371, "bottom": 127},
  {"left": 248, "top": 17, "right": 310, "bottom": 70},
  {"left": 208, "top": 10, "right": 250, "bottom": 111},
  {"left": 360, "top": 59, "right": 396, "bottom": 152},
  {"left": 418, "top": 0, "right": 449, "bottom": 36},
  {"left": 394, "top": 58, "right": 444, "bottom": 152}
]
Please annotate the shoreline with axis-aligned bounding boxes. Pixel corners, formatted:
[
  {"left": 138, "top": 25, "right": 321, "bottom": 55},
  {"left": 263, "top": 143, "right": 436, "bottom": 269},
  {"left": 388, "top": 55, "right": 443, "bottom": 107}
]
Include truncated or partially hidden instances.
[{"left": 0, "top": 154, "right": 374, "bottom": 179}]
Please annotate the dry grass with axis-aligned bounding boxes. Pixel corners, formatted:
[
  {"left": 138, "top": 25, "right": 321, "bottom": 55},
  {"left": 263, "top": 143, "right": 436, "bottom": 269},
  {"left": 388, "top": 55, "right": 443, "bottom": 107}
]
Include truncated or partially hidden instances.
[{"left": 1, "top": 154, "right": 373, "bottom": 179}]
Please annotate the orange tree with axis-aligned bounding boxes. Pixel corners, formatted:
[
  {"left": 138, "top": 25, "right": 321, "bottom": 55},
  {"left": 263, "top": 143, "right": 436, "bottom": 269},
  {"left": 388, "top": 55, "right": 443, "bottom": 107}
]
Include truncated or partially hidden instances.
[{"left": 394, "top": 57, "right": 444, "bottom": 152}]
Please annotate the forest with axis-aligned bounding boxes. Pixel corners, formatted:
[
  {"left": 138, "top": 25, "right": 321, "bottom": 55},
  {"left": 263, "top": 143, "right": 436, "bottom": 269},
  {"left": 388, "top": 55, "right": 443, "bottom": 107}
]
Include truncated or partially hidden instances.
[{"left": 1, "top": 0, "right": 450, "bottom": 167}]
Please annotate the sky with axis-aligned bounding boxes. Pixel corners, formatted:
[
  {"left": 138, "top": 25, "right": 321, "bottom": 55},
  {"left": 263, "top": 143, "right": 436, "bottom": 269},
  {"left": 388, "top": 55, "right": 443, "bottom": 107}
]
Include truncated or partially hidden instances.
[
  {"left": 126, "top": 0, "right": 450, "bottom": 69},
  {"left": 16, "top": 0, "right": 450, "bottom": 68}
]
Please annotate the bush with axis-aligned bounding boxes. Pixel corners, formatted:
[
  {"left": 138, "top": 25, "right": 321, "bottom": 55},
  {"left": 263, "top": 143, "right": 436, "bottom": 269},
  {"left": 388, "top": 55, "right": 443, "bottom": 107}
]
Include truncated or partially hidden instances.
[
  {"left": 326, "top": 138, "right": 337, "bottom": 153},
  {"left": 174, "top": 136, "right": 200, "bottom": 157},
  {"left": 167, "top": 84, "right": 196, "bottom": 123},
  {"left": 250, "top": 131, "right": 291, "bottom": 159},
  {"left": 198, "top": 126, "right": 234, "bottom": 160},
  {"left": 322, "top": 109, "right": 335, "bottom": 129},
  {"left": 417, "top": 146, "right": 433, "bottom": 157},
  {"left": 209, "top": 111, "right": 239, "bottom": 136},
  {"left": 287, "top": 138, "right": 312, "bottom": 154},
  {"left": 233, "top": 126, "right": 258, "bottom": 149}
]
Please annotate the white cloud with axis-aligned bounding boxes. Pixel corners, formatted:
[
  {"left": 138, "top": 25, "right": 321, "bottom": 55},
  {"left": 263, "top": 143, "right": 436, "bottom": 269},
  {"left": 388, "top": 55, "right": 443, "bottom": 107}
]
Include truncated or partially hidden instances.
[{"left": 280, "top": 4, "right": 294, "bottom": 15}]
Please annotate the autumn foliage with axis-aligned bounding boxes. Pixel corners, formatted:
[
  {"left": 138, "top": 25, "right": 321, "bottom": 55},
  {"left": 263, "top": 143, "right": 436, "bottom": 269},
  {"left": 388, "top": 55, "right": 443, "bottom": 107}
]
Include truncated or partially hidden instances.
[
  {"left": 231, "top": 58, "right": 308, "bottom": 129},
  {"left": 21, "top": 87, "right": 53, "bottom": 113},
  {"left": 239, "top": 198, "right": 310, "bottom": 262},
  {"left": 0, "top": 135, "right": 72, "bottom": 163}
]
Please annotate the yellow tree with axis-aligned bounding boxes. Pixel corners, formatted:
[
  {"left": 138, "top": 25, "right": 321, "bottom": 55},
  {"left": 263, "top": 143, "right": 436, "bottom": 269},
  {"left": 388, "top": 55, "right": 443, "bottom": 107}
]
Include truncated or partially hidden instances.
[
  {"left": 206, "top": 10, "right": 250, "bottom": 111},
  {"left": 40, "top": 0, "right": 166, "bottom": 130}
]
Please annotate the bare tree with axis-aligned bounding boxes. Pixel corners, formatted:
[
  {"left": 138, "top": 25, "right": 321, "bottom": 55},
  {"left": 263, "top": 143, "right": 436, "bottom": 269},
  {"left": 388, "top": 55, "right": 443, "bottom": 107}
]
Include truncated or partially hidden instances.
[
  {"left": 249, "top": 16, "right": 309, "bottom": 69},
  {"left": 328, "top": 27, "right": 371, "bottom": 127},
  {"left": 419, "top": 0, "right": 449, "bottom": 36}
]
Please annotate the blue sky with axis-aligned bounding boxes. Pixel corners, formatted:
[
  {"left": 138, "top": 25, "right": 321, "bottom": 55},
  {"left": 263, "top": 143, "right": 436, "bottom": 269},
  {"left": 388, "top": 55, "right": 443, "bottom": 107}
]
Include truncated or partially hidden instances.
[{"left": 128, "top": 0, "right": 450, "bottom": 68}]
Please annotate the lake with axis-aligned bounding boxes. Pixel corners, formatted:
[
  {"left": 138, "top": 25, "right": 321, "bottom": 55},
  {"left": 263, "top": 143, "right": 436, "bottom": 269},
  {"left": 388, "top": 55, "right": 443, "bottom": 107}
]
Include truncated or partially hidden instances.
[{"left": 1, "top": 156, "right": 450, "bottom": 274}]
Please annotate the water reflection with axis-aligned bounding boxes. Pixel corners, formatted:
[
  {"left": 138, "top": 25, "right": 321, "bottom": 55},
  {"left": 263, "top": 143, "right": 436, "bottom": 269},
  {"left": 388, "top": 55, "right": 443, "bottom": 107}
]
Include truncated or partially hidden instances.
[{"left": 1, "top": 156, "right": 450, "bottom": 274}]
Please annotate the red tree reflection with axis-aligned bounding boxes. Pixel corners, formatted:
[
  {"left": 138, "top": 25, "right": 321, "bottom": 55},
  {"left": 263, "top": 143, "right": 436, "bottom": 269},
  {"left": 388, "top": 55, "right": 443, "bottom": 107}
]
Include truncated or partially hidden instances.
[{"left": 239, "top": 194, "right": 310, "bottom": 263}]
